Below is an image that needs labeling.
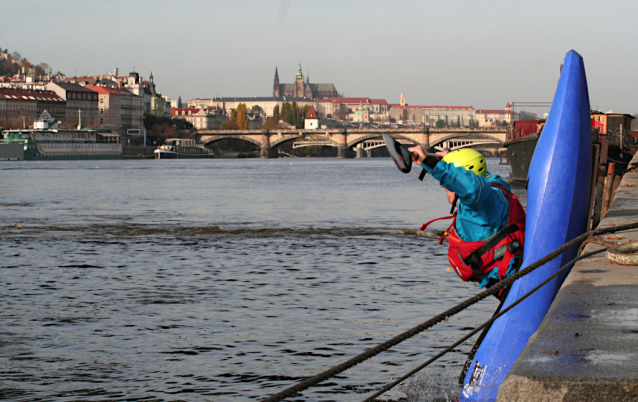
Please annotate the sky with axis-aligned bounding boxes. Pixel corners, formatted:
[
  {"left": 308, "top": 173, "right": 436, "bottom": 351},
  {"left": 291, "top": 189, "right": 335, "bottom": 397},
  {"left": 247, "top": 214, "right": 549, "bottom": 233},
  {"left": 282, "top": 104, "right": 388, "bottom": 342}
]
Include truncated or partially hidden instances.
[{"left": 2, "top": 0, "right": 637, "bottom": 114}]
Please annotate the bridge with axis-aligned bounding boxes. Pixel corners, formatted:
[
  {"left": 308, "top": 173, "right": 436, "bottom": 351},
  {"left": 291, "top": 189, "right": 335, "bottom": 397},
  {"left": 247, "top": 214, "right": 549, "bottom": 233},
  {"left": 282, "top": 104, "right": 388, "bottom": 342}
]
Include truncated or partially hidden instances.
[{"left": 197, "top": 127, "right": 507, "bottom": 158}]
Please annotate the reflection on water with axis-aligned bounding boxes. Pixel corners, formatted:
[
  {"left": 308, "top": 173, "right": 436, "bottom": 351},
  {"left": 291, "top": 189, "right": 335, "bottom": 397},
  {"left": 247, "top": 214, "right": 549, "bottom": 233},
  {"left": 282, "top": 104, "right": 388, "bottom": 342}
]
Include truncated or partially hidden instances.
[{"left": 0, "top": 158, "right": 516, "bottom": 401}]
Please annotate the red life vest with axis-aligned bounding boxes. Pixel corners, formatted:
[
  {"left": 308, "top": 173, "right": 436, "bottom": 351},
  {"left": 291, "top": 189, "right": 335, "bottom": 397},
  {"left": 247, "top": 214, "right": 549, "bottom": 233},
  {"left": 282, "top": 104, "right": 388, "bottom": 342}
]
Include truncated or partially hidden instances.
[{"left": 420, "top": 184, "right": 526, "bottom": 282}]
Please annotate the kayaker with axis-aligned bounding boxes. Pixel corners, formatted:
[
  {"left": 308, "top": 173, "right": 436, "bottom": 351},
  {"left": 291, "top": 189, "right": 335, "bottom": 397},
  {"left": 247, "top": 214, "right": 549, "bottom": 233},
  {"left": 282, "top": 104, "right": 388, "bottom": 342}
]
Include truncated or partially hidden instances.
[{"left": 408, "top": 146, "right": 526, "bottom": 292}]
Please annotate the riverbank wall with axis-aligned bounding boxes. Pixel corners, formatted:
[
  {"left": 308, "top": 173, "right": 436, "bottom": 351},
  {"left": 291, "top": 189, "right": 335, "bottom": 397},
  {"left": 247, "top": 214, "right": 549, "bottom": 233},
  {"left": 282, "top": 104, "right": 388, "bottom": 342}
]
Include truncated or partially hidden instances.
[
  {"left": 123, "top": 146, "right": 155, "bottom": 159},
  {"left": 498, "top": 153, "right": 638, "bottom": 401}
]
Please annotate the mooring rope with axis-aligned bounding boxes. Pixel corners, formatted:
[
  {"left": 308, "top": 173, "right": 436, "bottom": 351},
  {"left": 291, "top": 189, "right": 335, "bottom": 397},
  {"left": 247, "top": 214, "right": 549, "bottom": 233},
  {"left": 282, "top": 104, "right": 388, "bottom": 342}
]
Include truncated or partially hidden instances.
[
  {"left": 260, "top": 222, "right": 638, "bottom": 402},
  {"left": 362, "top": 247, "right": 606, "bottom": 402}
]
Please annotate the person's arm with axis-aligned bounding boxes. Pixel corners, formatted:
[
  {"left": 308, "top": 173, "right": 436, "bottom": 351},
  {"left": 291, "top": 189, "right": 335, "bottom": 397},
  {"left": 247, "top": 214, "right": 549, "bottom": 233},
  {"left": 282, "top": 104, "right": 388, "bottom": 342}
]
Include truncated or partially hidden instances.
[{"left": 425, "top": 160, "right": 489, "bottom": 205}]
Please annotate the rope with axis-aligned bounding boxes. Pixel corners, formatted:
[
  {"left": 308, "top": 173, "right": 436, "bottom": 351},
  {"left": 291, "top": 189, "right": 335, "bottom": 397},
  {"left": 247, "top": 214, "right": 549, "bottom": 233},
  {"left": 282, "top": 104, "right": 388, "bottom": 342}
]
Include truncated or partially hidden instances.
[
  {"left": 260, "top": 222, "right": 638, "bottom": 402},
  {"left": 362, "top": 248, "right": 606, "bottom": 402}
]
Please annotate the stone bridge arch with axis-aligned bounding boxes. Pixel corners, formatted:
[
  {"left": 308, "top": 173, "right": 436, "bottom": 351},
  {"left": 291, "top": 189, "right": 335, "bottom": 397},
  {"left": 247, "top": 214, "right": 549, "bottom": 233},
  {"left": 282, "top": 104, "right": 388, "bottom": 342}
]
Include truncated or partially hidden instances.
[
  {"left": 428, "top": 133, "right": 504, "bottom": 148},
  {"left": 199, "top": 134, "right": 263, "bottom": 147},
  {"left": 270, "top": 134, "right": 339, "bottom": 148},
  {"left": 345, "top": 133, "right": 421, "bottom": 148}
]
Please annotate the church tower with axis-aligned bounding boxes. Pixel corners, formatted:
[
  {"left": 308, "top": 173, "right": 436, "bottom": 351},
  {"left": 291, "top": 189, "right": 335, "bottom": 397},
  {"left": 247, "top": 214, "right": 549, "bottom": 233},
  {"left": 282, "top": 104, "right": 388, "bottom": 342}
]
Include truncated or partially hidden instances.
[
  {"left": 273, "top": 67, "right": 280, "bottom": 97},
  {"left": 295, "top": 62, "right": 304, "bottom": 98},
  {"left": 400, "top": 92, "right": 406, "bottom": 106}
]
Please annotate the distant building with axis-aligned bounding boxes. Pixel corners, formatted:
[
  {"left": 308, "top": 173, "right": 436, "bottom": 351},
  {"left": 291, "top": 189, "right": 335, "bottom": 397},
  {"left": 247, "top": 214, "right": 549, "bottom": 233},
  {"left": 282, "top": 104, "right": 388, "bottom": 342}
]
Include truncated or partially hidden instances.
[
  {"left": 314, "top": 97, "right": 389, "bottom": 120},
  {"left": 351, "top": 102, "right": 371, "bottom": 123},
  {"left": 45, "top": 82, "right": 98, "bottom": 127},
  {"left": 172, "top": 107, "right": 227, "bottom": 129},
  {"left": 68, "top": 68, "right": 171, "bottom": 118},
  {"left": 189, "top": 97, "right": 316, "bottom": 118},
  {"left": 0, "top": 67, "right": 51, "bottom": 91},
  {"left": 247, "top": 113, "right": 263, "bottom": 129},
  {"left": 390, "top": 105, "right": 476, "bottom": 127},
  {"left": 304, "top": 106, "right": 319, "bottom": 129},
  {"left": 273, "top": 63, "right": 340, "bottom": 100},
  {"left": 591, "top": 111, "right": 634, "bottom": 136},
  {"left": 85, "top": 85, "right": 144, "bottom": 142},
  {"left": 125, "top": 71, "right": 170, "bottom": 117},
  {"left": 475, "top": 103, "right": 517, "bottom": 127},
  {"left": 0, "top": 88, "right": 66, "bottom": 127}
]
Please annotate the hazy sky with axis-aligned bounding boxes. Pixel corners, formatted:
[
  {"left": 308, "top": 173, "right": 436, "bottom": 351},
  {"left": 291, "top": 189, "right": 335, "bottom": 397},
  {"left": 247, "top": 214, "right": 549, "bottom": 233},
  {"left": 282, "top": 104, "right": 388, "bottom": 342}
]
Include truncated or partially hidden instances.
[{"left": 2, "top": 1, "right": 636, "bottom": 113}]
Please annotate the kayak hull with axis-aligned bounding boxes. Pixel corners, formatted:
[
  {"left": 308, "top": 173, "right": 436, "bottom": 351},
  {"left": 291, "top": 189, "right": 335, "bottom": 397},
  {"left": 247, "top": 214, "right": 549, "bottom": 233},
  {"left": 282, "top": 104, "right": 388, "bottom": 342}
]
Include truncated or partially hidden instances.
[{"left": 460, "top": 50, "right": 593, "bottom": 401}]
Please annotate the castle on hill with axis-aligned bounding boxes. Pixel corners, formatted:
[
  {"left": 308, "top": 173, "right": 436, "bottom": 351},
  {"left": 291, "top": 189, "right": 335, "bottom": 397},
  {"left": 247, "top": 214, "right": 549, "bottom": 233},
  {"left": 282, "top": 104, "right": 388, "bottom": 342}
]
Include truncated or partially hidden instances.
[{"left": 273, "top": 63, "right": 340, "bottom": 100}]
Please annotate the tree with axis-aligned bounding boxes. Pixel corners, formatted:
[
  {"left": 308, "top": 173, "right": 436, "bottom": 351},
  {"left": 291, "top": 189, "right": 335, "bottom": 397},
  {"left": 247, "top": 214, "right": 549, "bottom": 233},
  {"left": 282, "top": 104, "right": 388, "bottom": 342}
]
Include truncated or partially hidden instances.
[
  {"left": 281, "top": 102, "right": 291, "bottom": 124},
  {"left": 177, "top": 96, "right": 183, "bottom": 108},
  {"left": 327, "top": 114, "right": 332, "bottom": 119},
  {"left": 143, "top": 114, "right": 193, "bottom": 143},
  {"left": 518, "top": 110, "right": 538, "bottom": 121},
  {"left": 436, "top": 119, "right": 446, "bottom": 128},
  {"left": 236, "top": 103, "right": 248, "bottom": 129},
  {"left": 301, "top": 105, "right": 310, "bottom": 128},
  {"left": 273, "top": 104, "right": 280, "bottom": 120},
  {"left": 262, "top": 117, "right": 280, "bottom": 130},
  {"left": 172, "top": 118, "right": 193, "bottom": 130},
  {"left": 21, "top": 59, "right": 32, "bottom": 72},
  {"left": 153, "top": 122, "right": 176, "bottom": 140},
  {"left": 220, "top": 120, "right": 238, "bottom": 130},
  {"left": 34, "top": 62, "right": 50, "bottom": 77},
  {"left": 291, "top": 102, "right": 299, "bottom": 127}
]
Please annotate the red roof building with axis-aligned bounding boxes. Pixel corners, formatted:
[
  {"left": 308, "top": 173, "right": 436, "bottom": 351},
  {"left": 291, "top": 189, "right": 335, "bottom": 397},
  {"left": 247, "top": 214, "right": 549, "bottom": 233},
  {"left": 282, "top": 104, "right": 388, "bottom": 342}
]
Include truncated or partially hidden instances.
[
  {"left": 305, "top": 105, "right": 318, "bottom": 119},
  {"left": 0, "top": 88, "right": 66, "bottom": 126},
  {"left": 304, "top": 106, "right": 319, "bottom": 129},
  {"left": 171, "top": 107, "right": 226, "bottom": 129},
  {"left": 85, "top": 85, "right": 144, "bottom": 138}
]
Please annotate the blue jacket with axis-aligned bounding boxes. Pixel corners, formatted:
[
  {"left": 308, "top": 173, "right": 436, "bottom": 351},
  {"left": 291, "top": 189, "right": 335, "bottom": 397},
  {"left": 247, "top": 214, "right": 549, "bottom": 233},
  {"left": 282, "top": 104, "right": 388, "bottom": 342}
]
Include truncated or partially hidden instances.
[{"left": 422, "top": 160, "right": 516, "bottom": 286}]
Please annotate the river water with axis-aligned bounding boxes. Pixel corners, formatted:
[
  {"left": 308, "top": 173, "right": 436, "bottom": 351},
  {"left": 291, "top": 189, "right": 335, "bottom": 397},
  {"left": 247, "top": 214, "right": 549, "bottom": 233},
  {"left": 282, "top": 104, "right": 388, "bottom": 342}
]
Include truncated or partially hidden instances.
[{"left": 0, "top": 157, "right": 522, "bottom": 402}]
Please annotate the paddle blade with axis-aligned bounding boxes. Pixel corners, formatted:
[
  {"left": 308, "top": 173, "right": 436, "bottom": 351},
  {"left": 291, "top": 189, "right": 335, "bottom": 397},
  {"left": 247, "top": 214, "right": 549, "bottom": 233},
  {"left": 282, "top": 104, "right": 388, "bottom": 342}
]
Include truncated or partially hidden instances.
[{"left": 383, "top": 134, "right": 412, "bottom": 173}]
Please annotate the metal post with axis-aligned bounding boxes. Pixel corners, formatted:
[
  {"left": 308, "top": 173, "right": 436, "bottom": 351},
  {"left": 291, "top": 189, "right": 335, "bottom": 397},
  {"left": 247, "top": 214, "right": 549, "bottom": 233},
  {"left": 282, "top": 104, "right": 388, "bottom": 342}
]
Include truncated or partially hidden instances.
[
  {"left": 587, "top": 144, "right": 600, "bottom": 231},
  {"left": 591, "top": 138, "right": 609, "bottom": 228},
  {"left": 601, "top": 162, "right": 616, "bottom": 217}
]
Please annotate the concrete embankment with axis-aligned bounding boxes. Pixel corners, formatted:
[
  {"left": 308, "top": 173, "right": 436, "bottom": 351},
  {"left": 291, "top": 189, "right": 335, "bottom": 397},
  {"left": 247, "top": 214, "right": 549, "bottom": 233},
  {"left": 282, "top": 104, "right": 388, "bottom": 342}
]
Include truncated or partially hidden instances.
[
  {"left": 499, "top": 154, "right": 638, "bottom": 401},
  {"left": 123, "top": 146, "right": 155, "bottom": 159}
]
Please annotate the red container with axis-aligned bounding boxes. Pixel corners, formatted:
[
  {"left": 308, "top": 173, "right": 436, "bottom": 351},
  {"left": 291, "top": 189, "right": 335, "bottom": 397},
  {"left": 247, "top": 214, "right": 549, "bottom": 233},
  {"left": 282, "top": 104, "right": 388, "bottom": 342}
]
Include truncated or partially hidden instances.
[{"left": 513, "top": 121, "right": 540, "bottom": 140}]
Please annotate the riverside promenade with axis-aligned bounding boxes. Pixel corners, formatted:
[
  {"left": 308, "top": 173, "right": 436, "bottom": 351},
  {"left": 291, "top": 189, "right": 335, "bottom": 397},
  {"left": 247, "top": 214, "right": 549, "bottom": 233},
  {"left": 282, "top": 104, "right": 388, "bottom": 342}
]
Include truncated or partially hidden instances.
[{"left": 499, "top": 154, "right": 638, "bottom": 401}]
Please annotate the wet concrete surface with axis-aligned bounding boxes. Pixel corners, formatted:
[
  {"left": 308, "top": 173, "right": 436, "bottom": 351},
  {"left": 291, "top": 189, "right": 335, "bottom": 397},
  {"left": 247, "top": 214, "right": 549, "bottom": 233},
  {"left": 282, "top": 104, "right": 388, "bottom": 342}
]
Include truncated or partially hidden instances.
[{"left": 499, "top": 154, "right": 638, "bottom": 401}]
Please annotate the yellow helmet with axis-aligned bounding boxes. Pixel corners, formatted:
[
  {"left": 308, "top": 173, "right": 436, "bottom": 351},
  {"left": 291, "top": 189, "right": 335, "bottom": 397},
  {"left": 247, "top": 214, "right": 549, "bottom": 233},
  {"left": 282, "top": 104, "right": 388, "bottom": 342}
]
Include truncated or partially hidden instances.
[{"left": 442, "top": 148, "right": 487, "bottom": 177}]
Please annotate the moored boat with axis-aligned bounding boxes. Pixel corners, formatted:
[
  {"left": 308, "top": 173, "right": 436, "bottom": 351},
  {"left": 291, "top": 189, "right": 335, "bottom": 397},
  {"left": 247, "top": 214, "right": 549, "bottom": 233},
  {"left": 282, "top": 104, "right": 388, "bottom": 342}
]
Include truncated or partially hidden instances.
[
  {"left": 506, "top": 112, "right": 635, "bottom": 182},
  {"left": 154, "top": 138, "right": 214, "bottom": 159},
  {"left": 504, "top": 120, "right": 541, "bottom": 181},
  {"left": 0, "top": 110, "right": 122, "bottom": 160}
]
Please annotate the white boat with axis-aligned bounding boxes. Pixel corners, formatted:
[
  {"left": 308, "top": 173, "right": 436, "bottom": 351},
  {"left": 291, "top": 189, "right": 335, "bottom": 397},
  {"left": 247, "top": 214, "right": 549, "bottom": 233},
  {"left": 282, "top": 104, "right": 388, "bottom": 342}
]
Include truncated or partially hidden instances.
[{"left": 154, "top": 138, "right": 214, "bottom": 159}]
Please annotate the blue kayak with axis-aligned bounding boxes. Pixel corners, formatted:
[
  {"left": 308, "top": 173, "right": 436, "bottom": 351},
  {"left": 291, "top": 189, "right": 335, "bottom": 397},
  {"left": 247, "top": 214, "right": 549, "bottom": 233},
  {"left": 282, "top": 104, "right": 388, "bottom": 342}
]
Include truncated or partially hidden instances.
[{"left": 460, "top": 50, "right": 593, "bottom": 401}]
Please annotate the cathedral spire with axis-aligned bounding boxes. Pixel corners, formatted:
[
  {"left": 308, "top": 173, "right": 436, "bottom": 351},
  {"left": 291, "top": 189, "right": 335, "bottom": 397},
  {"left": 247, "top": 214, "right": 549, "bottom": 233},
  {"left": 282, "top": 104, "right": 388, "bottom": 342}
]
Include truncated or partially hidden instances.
[
  {"left": 273, "top": 66, "right": 280, "bottom": 97},
  {"left": 296, "top": 62, "right": 303, "bottom": 79}
]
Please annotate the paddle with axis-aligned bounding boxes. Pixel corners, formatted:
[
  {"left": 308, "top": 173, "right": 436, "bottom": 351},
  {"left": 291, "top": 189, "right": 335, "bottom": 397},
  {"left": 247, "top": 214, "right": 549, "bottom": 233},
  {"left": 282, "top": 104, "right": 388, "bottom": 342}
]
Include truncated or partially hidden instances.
[{"left": 382, "top": 133, "right": 428, "bottom": 180}]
